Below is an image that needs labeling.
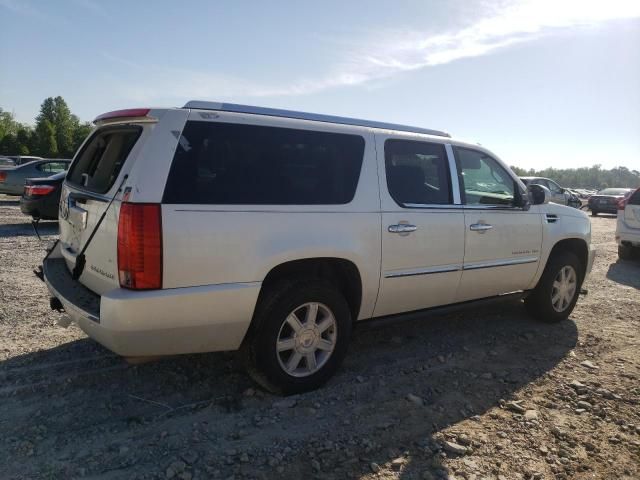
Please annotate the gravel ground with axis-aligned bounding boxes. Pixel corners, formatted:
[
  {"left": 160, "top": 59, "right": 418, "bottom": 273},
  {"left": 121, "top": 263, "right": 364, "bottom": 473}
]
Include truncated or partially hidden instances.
[{"left": 0, "top": 194, "right": 638, "bottom": 480}]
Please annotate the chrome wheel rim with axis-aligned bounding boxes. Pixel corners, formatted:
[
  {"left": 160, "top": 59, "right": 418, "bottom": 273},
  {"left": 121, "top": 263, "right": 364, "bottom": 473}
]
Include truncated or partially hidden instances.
[
  {"left": 276, "top": 302, "right": 337, "bottom": 377},
  {"left": 551, "top": 265, "right": 577, "bottom": 312}
]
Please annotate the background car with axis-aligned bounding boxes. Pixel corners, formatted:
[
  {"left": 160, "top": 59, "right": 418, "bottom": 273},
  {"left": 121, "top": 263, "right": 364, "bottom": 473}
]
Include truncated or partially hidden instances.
[
  {"left": 588, "top": 188, "right": 634, "bottom": 216},
  {"left": 0, "top": 157, "right": 16, "bottom": 167},
  {"left": 616, "top": 187, "right": 640, "bottom": 260},
  {"left": 564, "top": 188, "right": 583, "bottom": 209},
  {"left": 20, "top": 171, "right": 66, "bottom": 220},
  {"left": 520, "top": 176, "right": 573, "bottom": 206},
  {"left": 0, "top": 159, "right": 70, "bottom": 195}
]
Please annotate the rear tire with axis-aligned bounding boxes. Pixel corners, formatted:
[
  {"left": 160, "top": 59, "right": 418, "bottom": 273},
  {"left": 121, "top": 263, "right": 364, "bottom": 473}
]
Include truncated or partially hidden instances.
[
  {"left": 591, "top": 210, "right": 598, "bottom": 216},
  {"left": 618, "top": 244, "right": 635, "bottom": 261},
  {"left": 525, "top": 251, "right": 583, "bottom": 323},
  {"left": 241, "top": 279, "right": 352, "bottom": 395}
]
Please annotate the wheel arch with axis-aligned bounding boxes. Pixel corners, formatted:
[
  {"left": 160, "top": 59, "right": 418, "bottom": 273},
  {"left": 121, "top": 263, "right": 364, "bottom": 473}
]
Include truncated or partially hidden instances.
[
  {"left": 256, "top": 257, "right": 363, "bottom": 323},
  {"left": 547, "top": 238, "right": 589, "bottom": 281}
]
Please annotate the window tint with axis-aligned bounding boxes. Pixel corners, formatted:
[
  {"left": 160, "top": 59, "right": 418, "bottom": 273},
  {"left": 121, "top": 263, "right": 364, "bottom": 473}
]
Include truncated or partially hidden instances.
[
  {"left": 384, "top": 139, "right": 451, "bottom": 206},
  {"left": 455, "top": 148, "right": 515, "bottom": 206},
  {"left": 163, "top": 121, "right": 365, "bottom": 205},
  {"left": 67, "top": 126, "right": 141, "bottom": 194},
  {"left": 628, "top": 189, "right": 640, "bottom": 205}
]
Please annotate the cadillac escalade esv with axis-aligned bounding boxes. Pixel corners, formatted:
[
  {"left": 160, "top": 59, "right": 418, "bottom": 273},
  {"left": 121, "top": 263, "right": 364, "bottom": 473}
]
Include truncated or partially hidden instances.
[{"left": 42, "top": 102, "right": 595, "bottom": 394}]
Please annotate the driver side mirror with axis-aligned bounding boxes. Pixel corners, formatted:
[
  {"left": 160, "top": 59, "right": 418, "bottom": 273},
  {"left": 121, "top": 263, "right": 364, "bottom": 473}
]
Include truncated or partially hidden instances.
[{"left": 528, "top": 184, "right": 550, "bottom": 205}]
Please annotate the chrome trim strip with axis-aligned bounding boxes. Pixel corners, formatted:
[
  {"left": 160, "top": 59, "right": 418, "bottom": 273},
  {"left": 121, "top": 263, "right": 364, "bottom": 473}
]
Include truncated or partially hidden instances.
[
  {"left": 463, "top": 256, "right": 539, "bottom": 271},
  {"left": 445, "top": 143, "right": 461, "bottom": 204},
  {"left": 385, "top": 264, "right": 462, "bottom": 278},
  {"left": 403, "top": 203, "right": 463, "bottom": 210},
  {"left": 462, "top": 205, "right": 522, "bottom": 211},
  {"left": 184, "top": 101, "right": 450, "bottom": 138}
]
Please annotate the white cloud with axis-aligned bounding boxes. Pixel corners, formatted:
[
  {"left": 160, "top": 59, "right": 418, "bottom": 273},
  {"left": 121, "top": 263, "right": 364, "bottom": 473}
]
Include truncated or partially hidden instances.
[{"left": 108, "top": 0, "right": 640, "bottom": 102}]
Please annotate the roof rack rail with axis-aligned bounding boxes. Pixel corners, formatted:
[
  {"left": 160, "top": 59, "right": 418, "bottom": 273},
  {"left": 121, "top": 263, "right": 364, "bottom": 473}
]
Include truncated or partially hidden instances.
[{"left": 183, "top": 101, "right": 450, "bottom": 138}]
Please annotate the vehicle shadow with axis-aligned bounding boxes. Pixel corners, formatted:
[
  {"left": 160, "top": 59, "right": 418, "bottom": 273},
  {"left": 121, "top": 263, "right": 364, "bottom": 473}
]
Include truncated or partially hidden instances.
[
  {"left": 0, "top": 198, "right": 20, "bottom": 206},
  {"left": 0, "top": 301, "right": 577, "bottom": 479},
  {"left": 0, "top": 221, "right": 59, "bottom": 238},
  {"left": 606, "top": 259, "right": 640, "bottom": 289}
]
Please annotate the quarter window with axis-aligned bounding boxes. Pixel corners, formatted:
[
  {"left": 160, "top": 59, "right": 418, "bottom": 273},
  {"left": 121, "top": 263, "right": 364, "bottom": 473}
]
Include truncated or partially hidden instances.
[
  {"left": 455, "top": 147, "right": 516, "bottom": 206},
  {"left": 37, "top": 161, "right": 68, "bottom": 173},
  {"left": 163, "top": 122, "right": 365, "bottom": 205},
  {"left": 384, "top": 139, "right": 451, "bottom": 206}
]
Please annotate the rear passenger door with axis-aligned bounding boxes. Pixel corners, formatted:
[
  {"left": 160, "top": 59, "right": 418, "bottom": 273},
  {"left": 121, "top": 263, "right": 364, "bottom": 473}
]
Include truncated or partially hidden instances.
[
  {"left": 453, "top": 147, "right": 542, "bottom": 302},
  {"left": 373, "top": 136, "right": 465, "bottom": 317}
]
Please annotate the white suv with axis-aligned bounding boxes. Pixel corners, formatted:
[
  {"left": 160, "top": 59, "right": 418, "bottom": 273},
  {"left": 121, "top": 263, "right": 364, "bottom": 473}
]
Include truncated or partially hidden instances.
[
  {"left": 41, "top": 102, "right": 595, "bottom": 394},
  {"left": 616, "top": 187, "right": 640, "bottom": 260}
]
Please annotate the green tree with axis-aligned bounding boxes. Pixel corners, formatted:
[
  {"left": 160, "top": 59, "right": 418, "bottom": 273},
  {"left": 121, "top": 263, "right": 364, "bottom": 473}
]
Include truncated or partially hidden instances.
[
  {"left": 35, "top": 119, "right": 58, "bottom": 157},
  {"left": 35, "top": 96, "right": 77, "bottom": 157}
]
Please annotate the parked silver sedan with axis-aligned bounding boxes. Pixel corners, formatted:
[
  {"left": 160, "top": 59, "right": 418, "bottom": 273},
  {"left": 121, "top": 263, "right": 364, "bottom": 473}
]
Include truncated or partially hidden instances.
[{"left": 0, "top": 159, "right": 70, "bottom": 195}]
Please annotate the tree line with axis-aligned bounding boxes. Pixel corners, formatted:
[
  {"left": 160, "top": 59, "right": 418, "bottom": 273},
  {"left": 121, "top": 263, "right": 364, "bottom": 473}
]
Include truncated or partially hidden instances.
[
  {"left": 510, "top": 165, "right": 640, "bottom": 190},
  {"left": 0, "top": 97, "right": 92, "bottom": 158},
  {"left": 1, "top": 97, "right": 638, "bottom": 190}
]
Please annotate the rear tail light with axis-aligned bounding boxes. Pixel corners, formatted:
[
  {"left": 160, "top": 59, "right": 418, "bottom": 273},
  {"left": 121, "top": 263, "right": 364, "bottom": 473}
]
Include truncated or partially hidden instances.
[
  {"left": 617, "top": 198, "right": 627, "bottom": 210},
  {"left": 0, "top": 172, "right": 6, "bottom": 183},
  {"left": 117, "top": 203, "right": 162, "bottom": 290},
  {"left": 24, "top": 185, "right": 56, "bottom": 196}
]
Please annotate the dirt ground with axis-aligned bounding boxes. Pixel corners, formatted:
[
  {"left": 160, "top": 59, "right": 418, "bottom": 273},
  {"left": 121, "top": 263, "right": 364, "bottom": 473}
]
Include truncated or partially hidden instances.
[{"left": 0, "top": 194, "right": 638, "bottom": 480}]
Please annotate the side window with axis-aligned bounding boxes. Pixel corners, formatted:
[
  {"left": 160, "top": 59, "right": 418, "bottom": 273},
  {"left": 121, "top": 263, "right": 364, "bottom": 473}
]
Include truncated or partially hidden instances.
[
  {"left": 546, "top": 180, "right": 562, "bottom": 194},
  {"left": 455, "top": 147, "right": 516, "bottom": 207},
  {"left": 629, "top": 189, "right": 640, "bottom": 206},
  {"left": 384, "top": 139, "right": 451, "bottom": 206},
  {"left": 163, "top": 122, "right": 365, "bottom": 205},
  {"left": 47, "top": 162, "right": 67, "bottom": 173}
]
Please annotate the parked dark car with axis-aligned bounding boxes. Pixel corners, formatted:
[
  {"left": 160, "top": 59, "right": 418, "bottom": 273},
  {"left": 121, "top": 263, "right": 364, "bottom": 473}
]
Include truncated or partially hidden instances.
[
  {"left": 20, "top": 171, "right": 66, "bottom": 220},
  {"left": 0, "top": 159, "right": 70, "bottom": 195},
  {"left": 588, "top": 188, "right": 634, "bottom": 216}
]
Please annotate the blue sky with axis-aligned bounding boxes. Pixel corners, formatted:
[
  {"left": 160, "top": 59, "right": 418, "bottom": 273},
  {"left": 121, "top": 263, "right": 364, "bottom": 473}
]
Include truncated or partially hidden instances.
[{"left": 1, "top": 0, "right": 639, "bottom": 170}]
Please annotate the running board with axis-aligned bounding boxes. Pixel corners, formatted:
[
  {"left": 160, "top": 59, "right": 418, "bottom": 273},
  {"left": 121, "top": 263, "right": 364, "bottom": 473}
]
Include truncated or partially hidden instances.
[{"left": 358, "top": 292, "right": 527, "bottom": 330}]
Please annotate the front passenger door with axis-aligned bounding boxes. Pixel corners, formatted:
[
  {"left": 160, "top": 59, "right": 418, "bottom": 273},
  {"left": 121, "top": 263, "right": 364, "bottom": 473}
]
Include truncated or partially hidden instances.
[{"left": 454, "top": 147, "right": 542, "bottom": 302}]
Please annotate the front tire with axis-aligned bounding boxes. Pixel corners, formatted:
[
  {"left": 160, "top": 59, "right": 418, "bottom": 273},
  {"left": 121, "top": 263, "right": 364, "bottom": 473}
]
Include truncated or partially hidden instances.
[
  {"left": 242, "top": 279, "right": 352, "bottom": 395},
  {"left": 525, "top": 251, "right": 582, "bottom": 323}
]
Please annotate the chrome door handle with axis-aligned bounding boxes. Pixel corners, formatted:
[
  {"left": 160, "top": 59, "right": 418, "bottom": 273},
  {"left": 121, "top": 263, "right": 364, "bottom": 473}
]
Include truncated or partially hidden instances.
[
  {"left": 470, "top": 223, "right": 493, "bottom": 232},
  {"left": 388, "top": 224, "right": 417, "bottom": 234}
]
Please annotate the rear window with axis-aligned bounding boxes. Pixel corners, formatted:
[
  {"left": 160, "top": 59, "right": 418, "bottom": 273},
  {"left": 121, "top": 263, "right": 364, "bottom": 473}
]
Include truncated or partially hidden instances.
[
  {"left": 163, "top": 121, "right": 365, "bottom": 205},
  {"left": 67, "top": 125, "right": 142, "bottom": 194},
  {"left": 598, "top": 188, "right": 629, "bottom": 195}
]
